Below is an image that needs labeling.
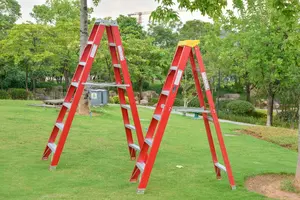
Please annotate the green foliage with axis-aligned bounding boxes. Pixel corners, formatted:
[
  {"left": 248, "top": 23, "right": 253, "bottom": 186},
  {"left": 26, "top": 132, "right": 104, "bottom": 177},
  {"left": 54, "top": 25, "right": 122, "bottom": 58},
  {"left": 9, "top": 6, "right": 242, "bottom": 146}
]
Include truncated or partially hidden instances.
[
  {"left": 218, "top": 111, "right": 266, "bottom": 125},
  {"left": 0, "top": 90, "right": 10, "bottom": 99},
  {"left": 111, "top": 96, "right": 129, "bottom": 104},
  {"left": 0, "top": 0, "right": 21, "bottom": 38},
  {"left": 8, "top": 88, "right": 30, "bottom": 100},
  {"left": 173, "top": 98, "right": 184, "bottom": 106},
  {"left": 226, "top": 100, "right": 255, "bottom": 115},
  {"left": 149, "top": 97, "right": 158, "bottom": 106}
]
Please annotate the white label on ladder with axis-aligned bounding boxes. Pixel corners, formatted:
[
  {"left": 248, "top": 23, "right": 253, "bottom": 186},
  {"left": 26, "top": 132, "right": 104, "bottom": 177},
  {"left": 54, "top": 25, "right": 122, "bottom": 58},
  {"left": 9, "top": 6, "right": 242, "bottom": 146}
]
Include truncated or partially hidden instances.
[
  {"left": 90, "top": 44, "right": 98, "bottom": 58},
  {"left": 174, "top": 70, "right": 183, "bottom": 86},
  {"left": 201, "top": 72, "right": 210, "bottom": 90},
  {"left": 117, "top": 45, "right": 125, "bottom": 61}
]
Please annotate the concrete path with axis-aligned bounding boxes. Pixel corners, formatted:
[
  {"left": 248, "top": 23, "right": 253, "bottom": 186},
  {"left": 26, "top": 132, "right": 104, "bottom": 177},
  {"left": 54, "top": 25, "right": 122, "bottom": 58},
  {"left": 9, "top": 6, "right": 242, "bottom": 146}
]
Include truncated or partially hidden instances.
[{"left": 109, "top": 104, "right": 256, "bottom": 127}]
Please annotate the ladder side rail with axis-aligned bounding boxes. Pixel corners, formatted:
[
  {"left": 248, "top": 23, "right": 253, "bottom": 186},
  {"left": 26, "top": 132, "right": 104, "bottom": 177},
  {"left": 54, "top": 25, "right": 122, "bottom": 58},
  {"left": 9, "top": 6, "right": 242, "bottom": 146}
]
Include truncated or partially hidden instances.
[
  {"left": 137, "top": 46, "right": 192, "bottom": 191},
  {"left": 194, "top": 46, "right": 236, "bottom": 188},
  {"left": 110, "top": 25, "right": 144, "bottom": 147},
  {"left": 138, "top": 46, "right": 184, "bottom": 162},
  {"left": 42, "top": 24, "right": 102, "bottom": 160},
  {"left": 50, "top": 25, "right": 106, "bottom": 168},
  {"left": 105, "top": 25, "right": 137, "bottom": 159},
  {"left": 130, "top": 46, "right": 186, "bottom": 182},
  {"left": 189, "top": 51, "right": 221, "bottom": 178}
]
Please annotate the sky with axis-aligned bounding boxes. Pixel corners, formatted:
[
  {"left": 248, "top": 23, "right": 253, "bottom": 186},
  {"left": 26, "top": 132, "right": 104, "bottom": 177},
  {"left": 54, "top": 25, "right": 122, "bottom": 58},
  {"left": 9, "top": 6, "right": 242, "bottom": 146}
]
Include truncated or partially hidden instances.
[{"left": 16, "top": 0, "right": 213, "bottom": 27}]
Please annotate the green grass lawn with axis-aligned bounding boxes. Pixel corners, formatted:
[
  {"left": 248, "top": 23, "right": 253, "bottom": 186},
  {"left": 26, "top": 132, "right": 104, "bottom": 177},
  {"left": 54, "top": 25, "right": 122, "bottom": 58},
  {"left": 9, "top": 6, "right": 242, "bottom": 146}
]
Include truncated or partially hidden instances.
[{"left": 0, "top": 100, "right": 298, "bottom": 200}]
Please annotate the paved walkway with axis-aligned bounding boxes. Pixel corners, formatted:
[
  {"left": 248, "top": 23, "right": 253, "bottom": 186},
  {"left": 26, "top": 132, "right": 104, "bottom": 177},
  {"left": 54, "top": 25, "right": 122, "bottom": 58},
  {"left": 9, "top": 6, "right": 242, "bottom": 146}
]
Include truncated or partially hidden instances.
[{"left": 109, "top": 104, "right": 256, "bottom": 127}]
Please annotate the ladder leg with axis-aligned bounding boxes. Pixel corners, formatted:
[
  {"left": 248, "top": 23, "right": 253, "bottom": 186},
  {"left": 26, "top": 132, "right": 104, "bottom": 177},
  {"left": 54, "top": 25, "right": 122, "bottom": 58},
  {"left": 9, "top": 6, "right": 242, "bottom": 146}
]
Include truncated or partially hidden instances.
[
  {"left": 189, "top": 52, "right": 221, "bottom": 179},
  {"left": 194, "top": 46, "right": 235, "bottom": 189}
]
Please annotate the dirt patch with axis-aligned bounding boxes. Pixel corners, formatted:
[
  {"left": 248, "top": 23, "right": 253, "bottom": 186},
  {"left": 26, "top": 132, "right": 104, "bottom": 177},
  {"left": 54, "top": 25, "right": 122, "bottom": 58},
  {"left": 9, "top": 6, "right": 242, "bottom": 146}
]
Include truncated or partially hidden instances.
[{"left": 246, "top": 174, "right": 300, "bottom": 200}]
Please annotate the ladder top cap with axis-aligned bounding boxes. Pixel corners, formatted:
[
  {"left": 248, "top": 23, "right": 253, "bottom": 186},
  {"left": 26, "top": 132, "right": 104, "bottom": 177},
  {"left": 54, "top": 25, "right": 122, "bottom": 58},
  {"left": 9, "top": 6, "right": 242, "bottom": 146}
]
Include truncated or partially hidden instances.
[
  {"left": 178, "top": 40, "right": 200, "bottom": 47},
  {"left": 95, "top": 18, "right": 118, "bottom": 26}
]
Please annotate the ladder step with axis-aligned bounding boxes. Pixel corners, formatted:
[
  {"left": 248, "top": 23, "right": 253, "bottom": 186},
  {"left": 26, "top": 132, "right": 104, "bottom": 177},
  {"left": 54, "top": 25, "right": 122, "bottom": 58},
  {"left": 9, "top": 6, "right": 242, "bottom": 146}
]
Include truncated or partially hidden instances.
[
  {"left": 71, "top": 82, "right": 79, "bottom": 88},
  {"left": 87, "top": 41, "right": 93, "bottom": 45},
  {"left": 173, "top": 107, "right": 210, "bottom": 114},
  {"left": 113, "top": 64, "right": 121, "bottom": 68},
  {"left": 129, "top": 143, "right": 140, "bottom": 151},
  {"left": 145, "top": 138, "right": 153, "bottom": 147},
  {"left": 47, "top": 142, "right": 57, "bottom": 153},
  {"left": 79, "top": 62, "right": 86, "bottom": 66},
  {"left": 215, "top": 162, "right": 227, "bottom": 172},
  {"left": 161, "top": 90, "right": 170, "bottom": 96},
  {"left": 109, "top": 43, "right": 116, "bottom": 47},
  {"left": 153, "top": 114, "right": 161, "bottom": 121},
  {"left": 55, "top": 122, "right": 64, "bottom": 131},
  {"left": 170, "top": 66, "right": 177, "bottom": 70},
  {"left": 125, "top": 124, "right": 136, "bottom": 130},
  {"left": 121, "top": 104, "right": 131, "bottom": 110},
  {"left": 63, "top": 102, "right": 71, "bottom": 109},
  {"left": 83, "top": 82, "right": 129, "bottom": 89},
  {"left": 136, "top": 162, "right": 145, "bottom": 172}
]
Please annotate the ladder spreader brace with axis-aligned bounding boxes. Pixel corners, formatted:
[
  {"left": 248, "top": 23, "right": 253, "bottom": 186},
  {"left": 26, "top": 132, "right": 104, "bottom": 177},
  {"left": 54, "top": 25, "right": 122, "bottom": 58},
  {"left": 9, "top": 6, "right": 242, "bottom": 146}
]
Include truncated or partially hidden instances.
[
  {"left": 130, "top": 40, "right": 236, "bottom": 194},
  {"left": 41, "top": 19, "right": 144, "bottom": 170}
]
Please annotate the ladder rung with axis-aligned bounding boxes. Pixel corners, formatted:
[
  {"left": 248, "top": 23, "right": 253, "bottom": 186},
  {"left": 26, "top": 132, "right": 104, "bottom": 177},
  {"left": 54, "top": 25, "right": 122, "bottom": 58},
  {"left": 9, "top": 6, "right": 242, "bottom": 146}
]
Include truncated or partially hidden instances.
[
  {"left": 136, "top": 162, "right": 145, "bottom": 172},
  {"left": 153, "top": 114, "right": 161, "bottom": 121},
  {"left": 109, "top": 43, "right": 116, "bottom": 47},
  {"left": 79, "top": 62, "right": 86, "bottom": 66},
  {"left": 121, "top": 104, "right": 130, "bottom": 110},
  {"left": 215, "top": 162, "right": 227, "bottom": 172},
  {"left": 173, "top": 107, "right": 210, "bottom": 114},
  {"left": 47, "top": 142, "right": 57, "bottom": 153},
  {"left": 145, "top": 138, "right": 153, "bottom": 147},
  {"left": 161, "top": 90, "right": 170, "bottom": 96},
  {"left": 129, "top": 143, "right": 140, "bottom": 151},
  {"left": 71, "top": 82, "right": 79, "bottom": 88},
  {"left": 125, "top": 124, "right": 135, "bottom": 130},
  {"left": 170, "top": 66, "right": 177, "bottom": 70},
  {"left": 87, "top": 41, "right": 93, "bottom": 45},
  {"left": 63, "top": 102, "right": 71, "bottom": 109},
  {"left": 83, "top": 82, "right": 129, "bottom": 89},
  {"left": 55, "top": 122, "right": 64, "bottom": 131},
  {"left": 113, "top": 64, "right": 121, "bottom": 68}
]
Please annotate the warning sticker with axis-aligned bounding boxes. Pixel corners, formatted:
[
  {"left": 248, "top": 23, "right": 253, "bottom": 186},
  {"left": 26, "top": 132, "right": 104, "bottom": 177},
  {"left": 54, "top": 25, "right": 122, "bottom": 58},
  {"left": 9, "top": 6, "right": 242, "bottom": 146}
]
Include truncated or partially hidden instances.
[
  {"left": 201, "top": 72, "right": 210, "bottom": 90},
  {"left": 91, "top": 93, "right": 97, "bottom": 100},
  {"left": 90, "top": 44, "right": 98, "bottom": 58},
  {"left": 117, "top": 45, "right": 125, "bottom": 61},
  {"left": 174, "top": 70, "right": 183, "bottom": 85}
]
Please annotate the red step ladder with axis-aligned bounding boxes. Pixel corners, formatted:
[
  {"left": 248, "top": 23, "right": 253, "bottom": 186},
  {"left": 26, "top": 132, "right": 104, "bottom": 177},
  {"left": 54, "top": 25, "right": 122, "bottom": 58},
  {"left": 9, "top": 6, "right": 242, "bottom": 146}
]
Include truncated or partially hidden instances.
[
  {"left": 42, "top": 19, "right": 144, "bottom": 170},
  {"left": 130, "top": 40, "right": 236, "bottom": 193}
]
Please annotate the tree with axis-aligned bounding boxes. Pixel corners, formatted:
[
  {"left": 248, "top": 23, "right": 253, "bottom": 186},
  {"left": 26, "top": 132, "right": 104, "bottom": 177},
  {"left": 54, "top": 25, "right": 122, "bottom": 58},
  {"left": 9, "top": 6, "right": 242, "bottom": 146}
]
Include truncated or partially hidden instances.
[
  {"left": 0, "top": 0, "right": 21, "bottom": 39},
  {"left": 0, "top": 23, "right": 54, "bottom": 91},
  {"left": 31, "top": 0, "right": 81, "bottom": 90},
  {"left": 78, "top": 0, "right": 100, "bottom": 115}
]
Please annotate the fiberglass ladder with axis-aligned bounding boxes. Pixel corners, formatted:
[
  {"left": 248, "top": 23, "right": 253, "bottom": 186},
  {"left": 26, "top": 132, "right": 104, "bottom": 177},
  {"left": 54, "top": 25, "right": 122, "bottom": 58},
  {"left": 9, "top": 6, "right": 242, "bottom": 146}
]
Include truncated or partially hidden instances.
[
  {"left": 42, "top": 19, "right": 144, "bottom": 170},
  {"left": 130, "top": 40, "right": 236, "bottom": 194}
]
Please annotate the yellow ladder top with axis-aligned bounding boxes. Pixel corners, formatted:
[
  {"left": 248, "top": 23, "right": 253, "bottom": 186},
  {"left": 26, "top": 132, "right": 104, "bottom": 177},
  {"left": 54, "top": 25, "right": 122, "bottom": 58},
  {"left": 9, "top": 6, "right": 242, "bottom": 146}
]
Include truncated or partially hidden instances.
[{"left": 177, "top": 40, "right": 200, "bottom": 47}]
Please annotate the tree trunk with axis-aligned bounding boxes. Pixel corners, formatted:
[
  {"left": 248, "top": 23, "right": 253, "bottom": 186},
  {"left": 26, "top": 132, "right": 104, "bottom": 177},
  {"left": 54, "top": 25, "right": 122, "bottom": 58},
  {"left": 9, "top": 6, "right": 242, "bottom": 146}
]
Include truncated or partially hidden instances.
[
  {"left": 63, "top": 69, "right": 70, "bottom": 91},
  {"left": 138, "top": 79, "right": 143, "bottom": 104},
  {"left": 25, "top": 66, "right": 29, "bottom": 92},
  {"left": 246, "top": 82, "right": 251, "bottom": 102},
  {"left": 266, "top": 88, "right": 274, "bottom": 126},
  {"left": 77, "top": 0, "right": 90, "bottom": 115},
  {"left": 294, "top": 102, "right": 300, "bottom": 189}
]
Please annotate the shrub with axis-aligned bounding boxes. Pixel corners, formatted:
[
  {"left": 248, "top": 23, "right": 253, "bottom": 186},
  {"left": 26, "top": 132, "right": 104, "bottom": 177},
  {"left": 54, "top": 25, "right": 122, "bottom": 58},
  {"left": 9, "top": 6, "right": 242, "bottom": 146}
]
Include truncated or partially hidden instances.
[
  {"left": 109, "top": 97, "right": 115, "bottom": 104},
  {"left": 188, "top": 97, "right": 200, "bottom": 107},
  {"left": 0, "top": 90, "right": 10, "bottom": 99},
  {"left": 217, "top": 100, "right": 232, "bottom": 111},
  {"left": 226, "top": 100, "right": 255, "bottom": 115},
  {"left": 149, "top": 98, "right": 158, "bottom": 106},
  {"left": 173, "top": 98, "right": 184, "bottom": 106},
  {"left": 112, "top": 96, "right": 129, "bottom": 104},
  {"left": 8, "top": 88, "right": 30, "bottom": 100}
]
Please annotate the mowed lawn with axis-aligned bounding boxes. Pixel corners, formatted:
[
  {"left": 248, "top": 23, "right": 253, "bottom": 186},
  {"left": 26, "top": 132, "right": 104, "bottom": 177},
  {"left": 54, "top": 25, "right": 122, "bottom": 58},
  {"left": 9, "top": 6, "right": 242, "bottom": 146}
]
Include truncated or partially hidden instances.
[{"left": 0, "top": 100, "right": 298, "bottom": 200}]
